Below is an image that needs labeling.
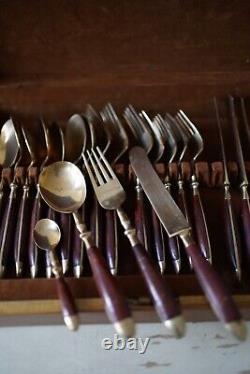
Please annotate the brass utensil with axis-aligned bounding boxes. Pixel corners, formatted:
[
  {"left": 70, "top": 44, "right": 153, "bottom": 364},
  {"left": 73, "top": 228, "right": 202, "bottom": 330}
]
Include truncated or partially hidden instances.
[
  {"left": 34, "top": 218, "right": 79, "bottom": 331},
  {"left": 38, "top": 161, "right": 135, "bottom": 338},
  {"left": 83, "top": 147, "right": 186, "bottom": 338}
]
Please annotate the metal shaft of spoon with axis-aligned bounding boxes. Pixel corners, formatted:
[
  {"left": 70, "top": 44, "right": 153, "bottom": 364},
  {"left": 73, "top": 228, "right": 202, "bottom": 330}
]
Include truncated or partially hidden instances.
[{"left": 214, "top": 98, "right": 242, "bottom": 280}]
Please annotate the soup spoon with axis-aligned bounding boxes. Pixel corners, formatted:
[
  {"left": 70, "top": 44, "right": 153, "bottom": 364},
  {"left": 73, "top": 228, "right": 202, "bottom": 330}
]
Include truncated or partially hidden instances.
[
  {"left": 38, "top": 161, "right": 135, "bottom": 338},
  {"left": 34, "top": 218, "right": 79, "bottom": 331}
]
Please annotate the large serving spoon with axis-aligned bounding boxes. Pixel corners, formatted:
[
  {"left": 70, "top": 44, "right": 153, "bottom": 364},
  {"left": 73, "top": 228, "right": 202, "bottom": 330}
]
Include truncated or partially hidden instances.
[
  {"left": 34, "top": 218, "right": 79, "bottom": 331},
  {"left": 38, "top": 161, "right": 135, "bottom": 338}
]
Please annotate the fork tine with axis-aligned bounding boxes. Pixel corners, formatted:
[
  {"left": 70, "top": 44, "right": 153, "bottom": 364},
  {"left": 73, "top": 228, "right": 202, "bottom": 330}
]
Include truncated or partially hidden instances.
[
  {"left": 96, "top": 146, "right": 117, "bottom": 179},
  {"left": 87, "top": 150, "right": 104, "bottom": 185},
  {"left": 177, "top": 110, "right": 197, "bottom": 135},
  {"left": 82, "top": 153, "right": 99, "bottom": 190},
  {"left": 92, "top": 148, "right": 111, "bottom": 182}
]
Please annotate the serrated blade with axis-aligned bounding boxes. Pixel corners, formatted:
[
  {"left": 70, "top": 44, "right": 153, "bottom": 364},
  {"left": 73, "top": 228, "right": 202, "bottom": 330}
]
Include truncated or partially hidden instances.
[{"left": 129, "top": 146, "right": 190, "bottom": 237}]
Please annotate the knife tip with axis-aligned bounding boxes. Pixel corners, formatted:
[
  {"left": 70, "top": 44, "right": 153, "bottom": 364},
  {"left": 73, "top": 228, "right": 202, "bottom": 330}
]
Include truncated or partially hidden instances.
[
  {"left": 158, "top": 261, "right": 166, "bottom": 274},
  {"left": 225, "top": 320, "right": 247, "bottom": 341},
  {"left": 62, "top": 259, "right": 69, "bottom": 275},
  {"left": 164, "top": 315, "right": 186, "bottom": 338},
  {"left": 73, "top": 265, "right": 83, "bottom": 278}
]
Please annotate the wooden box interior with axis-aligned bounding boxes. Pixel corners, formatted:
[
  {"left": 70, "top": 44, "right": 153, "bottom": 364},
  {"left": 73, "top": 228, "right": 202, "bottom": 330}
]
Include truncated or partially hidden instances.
[{"left": 0, "top": 0, "right": 250, "bottom": 324}]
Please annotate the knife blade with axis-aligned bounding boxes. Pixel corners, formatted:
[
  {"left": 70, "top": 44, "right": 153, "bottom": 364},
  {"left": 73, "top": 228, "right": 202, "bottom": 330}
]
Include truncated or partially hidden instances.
[{"left": 129, "top": 146, "right": 247, "bottom": 341}]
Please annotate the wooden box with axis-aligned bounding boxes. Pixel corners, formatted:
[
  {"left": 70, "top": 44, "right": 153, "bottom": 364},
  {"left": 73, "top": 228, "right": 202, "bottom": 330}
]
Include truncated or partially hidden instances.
[{"left": 0, "top": 0, "right": 250, "bottom": 326}]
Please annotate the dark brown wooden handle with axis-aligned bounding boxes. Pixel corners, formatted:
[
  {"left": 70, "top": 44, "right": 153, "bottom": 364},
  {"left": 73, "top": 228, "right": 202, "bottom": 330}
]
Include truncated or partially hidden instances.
[
  {"left": 58, "top": 213, "right": 71, "bottom": 274},
  {"left": 167, "top": 236, "right": 181, "bottom": 273},
  {"left": 224, "top": 197, "right": 242, "bottom": 276},
  {"left": 28, "top": 189, "right": 41, "bottom": 278},
  {"left": 105, "top": 210, "right": 118, "bottom": 275},
  {"left": 14, "top": 184, "right": 30, "bottom": 276},
  {"left": 241, "top": 198, "right": 250, "bottom": 262},
  {"left": 131, "top": 243, "right": 181, "bottom": 322},
  {"left": 134, "top": 185, "right": 149, "bottom": 250},
  {"left": 177, "top": 185, "right": 193, "bottom": 268},
  {"left": 56, "top": 276, "right": 79, "bottom": 331},
  {"left": 90, "top": 198, "right": 104, "bottom": 248},
  {"left": 87, "top": 245, "right": 132, "bottom": 324},
  {"left": 0, "top": 183, "right": 18, "bottom": 274},
  {"left": 184, "top": 240, "right": 241, "bottom": 323},
  {"left": 151, "top": 208, "right": 165, "bottom": 273},
  {"left": 45, "top": 207, "right": 56, "bottom": 277},
  {"left": 192, "top": 189, "right": 212, "bottom": 262},
  {"left": 72, "top": 207, "right": 85, "bottom": 277}
]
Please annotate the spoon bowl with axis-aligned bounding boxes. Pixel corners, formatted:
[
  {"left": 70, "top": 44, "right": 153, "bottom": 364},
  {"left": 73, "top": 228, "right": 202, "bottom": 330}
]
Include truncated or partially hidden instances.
[
  {"left": 38, "top": 161, "right": 86, "bottom": 213},
  {"left": 0, "top": 118, "right": 19, "bottom": 167},
  {"left": 34, "top": 219, "right": 61, "bottom": 250}
]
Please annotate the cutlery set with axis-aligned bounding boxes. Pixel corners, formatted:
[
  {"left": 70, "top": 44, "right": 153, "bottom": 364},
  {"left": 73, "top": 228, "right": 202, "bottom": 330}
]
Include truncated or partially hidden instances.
[{"left": 0, "top": 98, "right": 249, "bottom": 340}]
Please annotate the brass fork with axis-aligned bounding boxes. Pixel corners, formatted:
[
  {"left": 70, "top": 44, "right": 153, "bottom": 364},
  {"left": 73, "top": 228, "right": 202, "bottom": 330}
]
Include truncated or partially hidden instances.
[{"left": 83, "top": 147, "right": 186, "bottom": 338}]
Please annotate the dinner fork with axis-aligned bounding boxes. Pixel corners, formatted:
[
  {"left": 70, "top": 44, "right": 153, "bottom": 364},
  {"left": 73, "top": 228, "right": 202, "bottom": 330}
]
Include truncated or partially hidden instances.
[
  {"left": 176, "top": 111, "right": 212, "bottom": 264},
  {"left": 83, "top": 147, "right": 186, "bottom": 338}
]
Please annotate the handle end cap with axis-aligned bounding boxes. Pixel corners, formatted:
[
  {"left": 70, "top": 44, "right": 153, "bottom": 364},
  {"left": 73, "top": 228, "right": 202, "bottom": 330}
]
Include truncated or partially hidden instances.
[
  {"left": 114, "top": 317, "right": 135, "bottom": 338},
  {"left": 225, "top": 320, "right": 247, "bottom": 341},
  {"left": 64, "top": 314, "right": 79, "bottom": 331},
  {"left": 164, "top": 315, "right": 186, "bottom": 338}
]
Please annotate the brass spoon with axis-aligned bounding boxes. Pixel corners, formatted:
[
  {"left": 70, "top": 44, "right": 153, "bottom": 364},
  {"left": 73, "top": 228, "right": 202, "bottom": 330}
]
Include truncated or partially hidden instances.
[
  {"left": 34, "top": 218, "right": 79, "bottom": 331},
  {"left": 0, "top": 118, "right": 20, "bottom": 276},
  {"left": 38, "top": 161, "right": 135, "bottom": 338}
]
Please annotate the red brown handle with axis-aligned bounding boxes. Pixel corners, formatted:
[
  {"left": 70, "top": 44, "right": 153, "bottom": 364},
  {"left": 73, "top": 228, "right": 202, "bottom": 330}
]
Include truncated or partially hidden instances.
[
  {"left": 177, "top": 184, "right": 193, "bottom": 269},
  {"left": 58, "top": 213, "right": 72, "bottom": 274},
  {"left": 224, "top": 196, "right": 242, "bottom": 279},
  {"left": 192, "top": 188, "right": 212, "bottom": 263},
  {"left": 183, "top": 236, "right": 245, "bottom": 339},
  {"left": 151, "top": 208, "right": 166, "bottom": 274},
  {"left": 72, "top": 206, "right": 85, "bottom": 278},
  {"left": 28, "top": 188, "right": 41, "bottom": 278},
  {"left": 14, "top": 184, "right": 30, "bottom": 276},
  {"left": 0, "top": 183, "right": 18, "bottom": 276},
  {"left": 134, "top": 185, "right": 150, "bottom": 251},
  {"left": 105, "top": 210, "right": 118, "bottom": 275},
  {"left": 241, "top": 198, "right": 250, "bottom": 263},
  {"left": 90, "top": 198, "right": 104, "bottom": 248},
  {"left": 45, "top": 207, "right": 56, "bottom": 278},
  {"left": 56, "top": 276, "right": 79, "bottom": 331},
  {"left": 167, "top": 236, "right": 181, "bottom": 273},
  {"left": 131, "top": 243, "right": 184, "bottom": 336},
  {"left": 87, "top": 245, "right": 134, "bottom": 337}
]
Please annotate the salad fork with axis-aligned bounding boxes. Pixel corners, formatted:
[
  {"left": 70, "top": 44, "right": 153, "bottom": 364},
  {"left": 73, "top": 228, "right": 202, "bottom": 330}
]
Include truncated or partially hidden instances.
[{"left": 83, "top": 147, "right": 186, "bottom": 338}]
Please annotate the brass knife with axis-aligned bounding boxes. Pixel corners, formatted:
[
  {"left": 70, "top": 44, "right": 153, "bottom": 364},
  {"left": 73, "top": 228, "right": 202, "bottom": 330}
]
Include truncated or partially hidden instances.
[{"left": 129, "top": 146, "right": 246, "bottom": 341}]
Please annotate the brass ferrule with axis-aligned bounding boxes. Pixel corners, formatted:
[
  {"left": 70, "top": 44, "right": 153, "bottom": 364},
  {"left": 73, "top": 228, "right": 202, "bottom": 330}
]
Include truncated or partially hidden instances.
[{"left": 117, "top": 208, "right": 140, "bottom": 246}]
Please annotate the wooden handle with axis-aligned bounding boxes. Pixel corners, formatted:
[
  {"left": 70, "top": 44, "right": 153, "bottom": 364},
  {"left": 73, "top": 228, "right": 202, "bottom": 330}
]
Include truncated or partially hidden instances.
[
  {"left": 177, "top": 185, "right": 193, "bottom": 269},
  {"left": 182, "top": 235, "right": 246, "bottom": 340},
  {"left": 14, "top": 184, "right": 30, "bottom": 276},
  {"left": 134, "top": 185, "right": 150, "bottom": 250},
  {"left": 105, "top": 210, "right": 118, "bottom": 275},
  {"left": 224, "top": 197, "right": 242, "bottom": 279},
  {"left": 56, "top": 276, "right": 79, "bottom": 331},
  {"left": 58, "top": 213, "right": 71, "bottom": 274},
  {"left": 151, "top": 208, "right": 166, "bottom": 274},
  {"left": 131, "top": 243, "right": 185, "bottom": 336},
  {"left": 192, "top": 188, "right": 212, "bottom": 263},
  {"left": 0, "top": 183, "right": 18, "bottom": 276},
  {"left": 241, "top": 198, "right": 250, "bottom": 263},
  {"left": 90, "top": 198, "right": 104, "bottom": 248},
  {"left": 28, "top": 189, "right": 41, "bottom": 278},
  {"left": 87, "top": 245, "right": 134, "bottom": 337},
  {"left": 167, "top": 236, "right": 181, "bottom": 273}
]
